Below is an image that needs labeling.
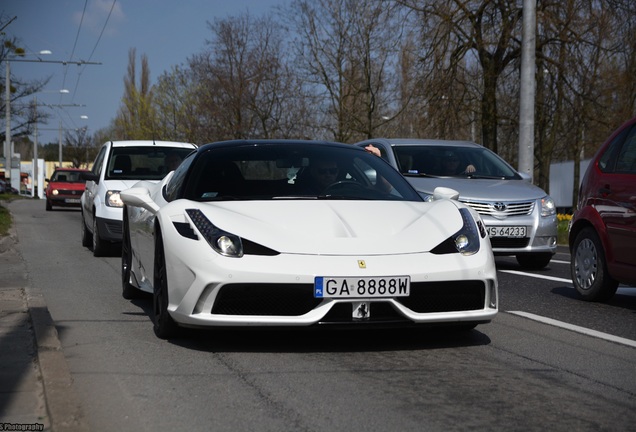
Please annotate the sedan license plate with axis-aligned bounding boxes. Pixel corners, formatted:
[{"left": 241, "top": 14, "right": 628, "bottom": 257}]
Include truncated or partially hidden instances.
[
  {"left": 487, "top": 226, "right": 526, "bottom": 237},
  {"left": 314, "top": 276, "right": 410, "bottom": 298},
  {"left": 64, "top": 198, "right": 80, "bottom": 203}
]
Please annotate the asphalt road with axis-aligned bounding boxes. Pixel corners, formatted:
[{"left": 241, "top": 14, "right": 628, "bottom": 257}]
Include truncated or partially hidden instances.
[{"left": 8, "top": 199, "right": 636, "bottom": 431}]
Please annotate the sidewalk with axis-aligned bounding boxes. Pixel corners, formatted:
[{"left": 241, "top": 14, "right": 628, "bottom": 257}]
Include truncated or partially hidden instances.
[{"left": 0, "top": 224, "right": 88, "bottom": 431}]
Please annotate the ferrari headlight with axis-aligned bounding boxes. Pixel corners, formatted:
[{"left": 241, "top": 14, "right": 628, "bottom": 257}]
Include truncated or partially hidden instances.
[
  {"left": 431, "top": 208, "right": 481, "bottom": 256},
  {"left": 105, "top": 190, "right": 123, "bottom": 207},
  {"left": 186, "top": 209, "right": 243, "bottom": 257},
  {"left": 540, "top": 196, "right": 556, "bottom": 217}
]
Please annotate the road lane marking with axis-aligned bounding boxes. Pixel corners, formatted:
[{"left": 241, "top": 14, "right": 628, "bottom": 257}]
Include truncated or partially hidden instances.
[
  {"left": 499, "top": 270, "right": 572, "bottom": 284},
  {"left": 549, "top": 259, "right": 570, "bottom": 264},
  {"left": 507, "top": 311, "right": 636, "bottom": 348},
  {"left": 499, "top": 270, "right": 634, "bottom": 295}
]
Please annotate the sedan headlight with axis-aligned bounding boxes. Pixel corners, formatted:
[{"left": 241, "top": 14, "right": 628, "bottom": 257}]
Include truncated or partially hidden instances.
[
  {"left": 540, "top": 196, "right": 556, "bottom": 217},
  {"left": 186, "top": 209, "right": 243, "bottom": 257},
  {"left": 431, "top": 208, "right": 481, "bottom": 256},
  {"left": 105, "top": 190, "right": 123, "bottom": 207},
  {"left": 52, "top": 189, "right": 59, "bottom": 196}
]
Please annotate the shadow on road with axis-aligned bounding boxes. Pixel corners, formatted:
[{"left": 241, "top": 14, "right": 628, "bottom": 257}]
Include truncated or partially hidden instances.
[{"left": 129, "top": 295, "right": 492, "bottom": 354}]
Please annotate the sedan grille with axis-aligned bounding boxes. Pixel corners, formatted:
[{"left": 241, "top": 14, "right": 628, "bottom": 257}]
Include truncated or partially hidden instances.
[
  {"left": 490, "top": 237, "right": 530, "bottom": 248},
  {"left": 461, "top": 200, "right": 535, "bottom": 217}
]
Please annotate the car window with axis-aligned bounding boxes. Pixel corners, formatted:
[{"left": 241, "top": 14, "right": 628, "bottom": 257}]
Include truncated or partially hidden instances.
[
  {"left": 105, "top": 146, "right": 194, "bottom": 181},
  {"left": 164, "top": 152, "right": 196, "bottom": 202},
  {"left": 51, "top": 171, "right": 85, "bottom": 182},
  {"left": 615, "top": 127, "right": 636, "bottom": 174},
  {"left": 92, "top": 146, "right": 107, "bottom": 180},
  {"left": 182, "top": 143, "right": 422, "bottom": 202},
  {"left": 393, "top": 145, "right": 519, "bottom": 178},
  {"left": 598, "top": 125, "right": 634, "bottom": 173}
]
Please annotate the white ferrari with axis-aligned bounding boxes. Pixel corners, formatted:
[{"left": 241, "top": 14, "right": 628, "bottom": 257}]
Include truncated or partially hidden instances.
[{"left": 120, "top": 140, "right": 498, "bottom": 339}]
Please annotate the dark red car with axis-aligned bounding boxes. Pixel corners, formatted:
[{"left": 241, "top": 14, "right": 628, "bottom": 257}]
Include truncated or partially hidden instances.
[
  {"left": 569, "top": 117, "right": 636, "bottom": 301},
  {"left": 45, "top": 168, "right": 90, "bottom": 211}
]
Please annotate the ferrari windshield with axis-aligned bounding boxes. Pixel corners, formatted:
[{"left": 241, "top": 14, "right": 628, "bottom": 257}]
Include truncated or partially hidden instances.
[
  {"left": 183, "top": 142, "right": 423, "bottom": 202},
  {"left": 394, "top": 145, "right": 520, "bottom": 179}
]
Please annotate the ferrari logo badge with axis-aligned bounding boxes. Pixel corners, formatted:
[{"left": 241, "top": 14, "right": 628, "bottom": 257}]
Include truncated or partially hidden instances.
[{"left": 358, "top": 260, "right": 366, "bottom": 269}]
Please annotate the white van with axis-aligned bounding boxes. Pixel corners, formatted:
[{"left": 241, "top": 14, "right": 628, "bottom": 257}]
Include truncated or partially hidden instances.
[{"left": 81, "top": 140, "right": 196, "bottom": 256}]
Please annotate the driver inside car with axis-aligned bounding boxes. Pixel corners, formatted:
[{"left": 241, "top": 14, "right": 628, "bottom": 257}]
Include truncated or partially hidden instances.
[{"left": 303, "top": 158, "right": 341, "bottom": 193}]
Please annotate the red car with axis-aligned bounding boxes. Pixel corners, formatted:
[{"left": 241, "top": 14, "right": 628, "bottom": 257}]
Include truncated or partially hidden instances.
[
  {"left": 569, "top": 117, "right": 636, "bottom": 301},
  {"left": 45, "top": 168, "right": 90, "bottom": 211}
]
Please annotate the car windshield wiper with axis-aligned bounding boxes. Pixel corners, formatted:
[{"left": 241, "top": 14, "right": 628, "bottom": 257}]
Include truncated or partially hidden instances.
[
  {"left": 402, "top": 172, "right": 439, "bottom": 178},
  {"left": 465, "top": 174, "right": 508, "bottom": 179}
]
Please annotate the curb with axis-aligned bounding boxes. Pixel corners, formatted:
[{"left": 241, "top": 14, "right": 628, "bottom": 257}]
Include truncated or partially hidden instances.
[
  {"left": 1, "top": 213, "right": 90, "bottom": 431},
  {"left": 26, "top": 288, "right": 90, "bottom": 432}
]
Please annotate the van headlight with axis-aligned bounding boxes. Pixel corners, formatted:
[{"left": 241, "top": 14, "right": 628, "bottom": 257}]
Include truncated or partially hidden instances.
[{"left": 105, "top": 190, "right": 123, "bottom": 207}]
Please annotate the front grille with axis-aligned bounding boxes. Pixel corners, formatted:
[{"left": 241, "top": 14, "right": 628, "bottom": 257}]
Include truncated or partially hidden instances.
[
  {"left": 58, "top": 189, "right": 83, "bottom": 196},
  {"left": 462, "top": 200, "right": 535, "bottom": 217},
  {"left": 211, "top": 281, "right": 486, "bottom": 317},
  {"left": 490, "top": 237, "right": 530, "bottom": 248},
  {"left": 397, "top": 281, "right": 485, "bottom": 312},
  {"left": 212, "top": 284, "right": 321, "bottom": 316}
]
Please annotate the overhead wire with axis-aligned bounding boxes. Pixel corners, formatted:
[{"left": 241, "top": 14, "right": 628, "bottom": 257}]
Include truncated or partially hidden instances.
[{"left": 59, "top": 0, "right": 116, "bottom": 138}]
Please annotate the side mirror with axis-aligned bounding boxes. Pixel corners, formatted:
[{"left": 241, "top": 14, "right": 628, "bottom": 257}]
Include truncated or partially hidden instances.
[
  {"left": 433, "top": 186, "right": 460, "bottom": 201},
  {"left": 120, "top": 186, "right": 160, "bottom": 214},
  {"left": 518, "top": 172, "right": 532, "bottom": 183},
  {"left": 80, "top": 172, "right": 99, "bottom": 182}
]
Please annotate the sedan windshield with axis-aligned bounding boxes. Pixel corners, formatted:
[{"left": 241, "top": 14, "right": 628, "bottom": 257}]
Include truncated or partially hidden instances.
[
  {"left": 183, "top": 143, "right": 423, "bottom": 202},
  {"left": 394, "top": 145, "right": 520, "bottom": 179}
]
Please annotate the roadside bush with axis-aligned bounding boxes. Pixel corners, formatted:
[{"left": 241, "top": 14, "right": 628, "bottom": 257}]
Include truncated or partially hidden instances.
[{"left": 557, "top": 213, "right": 572, "bottom": 246}]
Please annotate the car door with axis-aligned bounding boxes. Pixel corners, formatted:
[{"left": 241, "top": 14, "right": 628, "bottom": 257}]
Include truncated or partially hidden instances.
[
  {"left": 596, "top": 123, "right": 636, "bottom": 279},
  {"left": 83, "top": 144, "right": 108, "bottom": 229}
]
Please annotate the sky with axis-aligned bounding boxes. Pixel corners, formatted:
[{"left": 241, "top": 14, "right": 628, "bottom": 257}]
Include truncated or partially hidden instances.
[{"left": 3, "top": 0, "right": 284, "bottom": 145}]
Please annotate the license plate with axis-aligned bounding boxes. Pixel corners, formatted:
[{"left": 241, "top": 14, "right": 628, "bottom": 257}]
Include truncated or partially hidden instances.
[
  {"left": 487, "top": 226, "right": 526, "bottom": 237},
  {"left": 314, "top": 276, "right": 410, "bottom": 298},
  {"left": 64, "top": 198, "right": 80, "bottom": 203}
]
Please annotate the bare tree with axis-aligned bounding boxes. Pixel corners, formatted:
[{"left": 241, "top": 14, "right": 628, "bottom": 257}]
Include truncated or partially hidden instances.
[
  {"left": 284, "top": 0, "right": 407, "bottom": 142},
  {"left": 64, "top": 126, "right": 94, "bottom": 168}
]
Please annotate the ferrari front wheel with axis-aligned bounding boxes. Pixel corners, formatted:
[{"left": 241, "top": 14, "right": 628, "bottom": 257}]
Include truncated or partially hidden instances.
[{"left": 153, "top": 226, "right": 179, "bottom": 339}]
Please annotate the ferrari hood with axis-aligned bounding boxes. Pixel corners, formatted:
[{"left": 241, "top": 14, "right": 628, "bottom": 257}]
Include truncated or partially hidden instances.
[
  {"left": 183, "top": 200, "right": 465, "bottom": 255},
  {"left": 406, "top": 177, "right": 547, "bottom": 201}
]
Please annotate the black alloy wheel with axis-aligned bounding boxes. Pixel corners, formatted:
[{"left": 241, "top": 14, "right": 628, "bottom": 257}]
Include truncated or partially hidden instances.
[{"left": 152, "top": 225, "right": 179, "bottom": 339}]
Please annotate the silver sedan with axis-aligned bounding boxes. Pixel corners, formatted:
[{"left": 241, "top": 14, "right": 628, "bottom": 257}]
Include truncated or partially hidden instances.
[{"left": 357, "top": 138, "right": 557, "bottom": 269}]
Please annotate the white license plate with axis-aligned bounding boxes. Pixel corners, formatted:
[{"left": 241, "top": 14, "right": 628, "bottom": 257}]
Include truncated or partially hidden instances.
[
  {"left": 64, "top": 198, "right": 80, "bottom": 203},
  {"left": 487, "top": 226, "right": 526, "bottom": 237},
  {"left": 314, "top": 276, "right": 410, "bottom": 298}
]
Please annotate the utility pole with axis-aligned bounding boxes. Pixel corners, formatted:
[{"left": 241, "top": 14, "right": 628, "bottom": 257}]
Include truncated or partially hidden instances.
[
  {"left": 2, "top": 55, "right": 100, "bottom": 180},
  {"left": 33, "top": 96, "right": 38, "bottom": 198},
  {"left": 518, "top": 0, "right": 537, "bottom": 182}
]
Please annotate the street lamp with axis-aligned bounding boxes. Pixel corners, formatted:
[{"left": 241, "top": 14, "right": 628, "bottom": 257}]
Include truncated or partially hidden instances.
[
  {"left": 2, "top": 50, "right": 100, "bottom": 184},
  {"left": 3, "top": 49, "right": 52, "bottom": 183},
  {"left": 31, "top": 89, "right": 71, "bottom": 198}
]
